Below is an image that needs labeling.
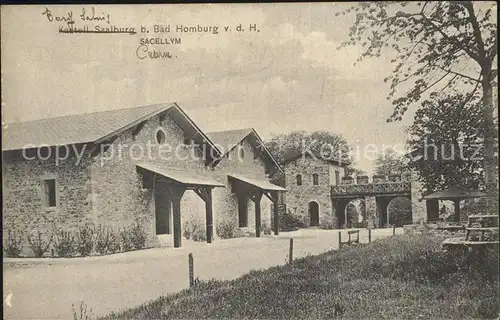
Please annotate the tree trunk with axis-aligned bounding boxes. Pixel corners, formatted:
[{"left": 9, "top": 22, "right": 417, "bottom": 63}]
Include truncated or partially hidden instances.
[{"left": 481, "top": 79, "right": 499, "bottom": 214}]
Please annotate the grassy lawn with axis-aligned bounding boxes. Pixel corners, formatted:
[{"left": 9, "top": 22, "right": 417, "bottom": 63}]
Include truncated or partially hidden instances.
[{"left": 103, "top": 233, "right": 499, "bottom": 319}]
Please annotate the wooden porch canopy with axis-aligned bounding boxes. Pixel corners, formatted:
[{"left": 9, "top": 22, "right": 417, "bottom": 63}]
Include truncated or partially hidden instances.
[
  {"left": 228, "top": 174, "right": 286, "bottom": 237},
  {"left": 137, "top": 163, "right": 224, "bottom": 248},
  {"left": 423, "top": 187, "right": 486, "bottom": 223}
]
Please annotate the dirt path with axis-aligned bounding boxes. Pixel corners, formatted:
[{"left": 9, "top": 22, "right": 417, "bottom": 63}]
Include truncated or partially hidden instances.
[{"left": 3, "top": 228, "right": 399, "bottom": 319}]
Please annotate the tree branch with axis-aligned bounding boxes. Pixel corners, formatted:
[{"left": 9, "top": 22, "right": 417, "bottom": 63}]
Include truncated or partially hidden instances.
[
  {"left": 461, "top": 1, "right": 486, "bottom": 59},
  {"left": 419, "top": 9, "right": 481, "bottom": 64},
  {"left": 431, "top": 64, "right": 481, "bottom": 83}
]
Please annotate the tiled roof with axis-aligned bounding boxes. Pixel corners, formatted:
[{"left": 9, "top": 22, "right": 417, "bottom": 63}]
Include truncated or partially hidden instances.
[
  {"left": 206, "top": 128, "right": 253, "bottom": 153},
  {"left": 137, "top": 162, "right": 225, "bottom": 187},
  {"left": 207, "top": 128, "right": 283, "bottom": 175},
  {"left": 2, "top": 103, "right": 175, "bottom": 151},
  {"left": 228, "top": 174, "right": 286, "bottom": 191},
  {"left": 423, "top": 187, "right": 486, "bottom": 200}
]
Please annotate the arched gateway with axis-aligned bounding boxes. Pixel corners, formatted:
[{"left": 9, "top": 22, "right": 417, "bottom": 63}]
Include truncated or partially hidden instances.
[{"left": 309, "top": 201, "right": 319, "bottom": 226}]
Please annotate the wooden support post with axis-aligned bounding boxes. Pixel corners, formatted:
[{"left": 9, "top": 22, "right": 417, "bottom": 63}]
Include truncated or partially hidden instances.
[
  {"left": 194, "top": 187, "right": 214, "bottom": 244},
  {"left": 338, "top": 231, "right": 342, "bottom": 248},
  {"left": 289, "top": 238, "right": 294, "bottom": 264},
  {"left": 188, "top": 253, "right": 194, "bottom": 287},
  {"left": 454, "top": 200, "right": 461, "bottom": 223},
  {"left": 393, "top": 225, "right": 396, "bottom": 236},
  {"left": 272, "top": 192, "right": 280, "bottom": 235},
  {"left": 253, "top": 192, "right": 263, "bottom": 238},
  {"left": 173, "top": 198, "right": 182, "bottom": 248},
  {"left": 368, "top": 228, "right": 372, "bottom": 243},
  {"left": 167, "top": 186, "right": 185, "bottom": 249},
  {"left": 205, "top": 189, "right": 213, "bottom": 244}
]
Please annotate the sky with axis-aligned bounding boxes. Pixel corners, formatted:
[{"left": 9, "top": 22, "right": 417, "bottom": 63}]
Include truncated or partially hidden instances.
[{"left": 1, "top": 3, "right": 423, "bottom": 173}]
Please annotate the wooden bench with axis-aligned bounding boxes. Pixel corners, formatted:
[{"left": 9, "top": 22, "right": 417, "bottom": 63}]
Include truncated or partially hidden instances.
[
  {"left": 443, "top": 215, "right": 499, "bottom": 267},
  {"left": 346, "top": 230, "right": 360, "bottom": 244},
  {"left": 466, "top": 215, "right": 499, "bottom": 241}
]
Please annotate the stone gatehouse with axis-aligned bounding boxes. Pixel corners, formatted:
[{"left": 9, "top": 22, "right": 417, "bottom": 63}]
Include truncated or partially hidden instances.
[
  {"left": 283, "top": 153, "right": 347, "bottom": 228},
  {"left": 2, "top": 103, "right": 285, "bottom": 254}
]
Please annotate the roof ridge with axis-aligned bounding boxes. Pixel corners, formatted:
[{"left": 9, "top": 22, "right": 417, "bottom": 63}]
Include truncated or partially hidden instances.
[
  {"left": 5, "top": 103, "right": 170, "bottom": 125},
  {"left": 206, "top": 128, "right": 254, "bottom": 134}
]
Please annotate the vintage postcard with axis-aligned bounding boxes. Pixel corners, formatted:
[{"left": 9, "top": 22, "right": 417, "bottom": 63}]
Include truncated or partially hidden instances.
[{"left": 2, "top": 3, "right": 498, "bottom": 320}]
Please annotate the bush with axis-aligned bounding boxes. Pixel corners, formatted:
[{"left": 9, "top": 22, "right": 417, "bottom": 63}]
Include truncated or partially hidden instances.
[
  {"left": 216, "top": 220, "right": 236, "bottom": 239},
  {"left": 262, "top": 224, "right": 272, "bottom": 235},
  {"left": 119, "top": 228, "right": 133, "bottom": 252},
  {"left": 72, "top": 301, "right": 94, "bottom": 320},
  {"left": 279, "top": 209, "right": 306, "bottom": 231},
  {"left": 130, "top": 220, "right": 147, "bottom": 250},
  {"left": 192, "top": 228, "right": 207, "bottom": 242},
  {"left": 95, "top": 225, "right": 111, "bottom": 255},
  {"left": 320, "top": 219, "right": 336, "bottom": 230},
  {"left": 4, "top": 229, "right": 24, "bottom": 257},
  {"left": 183, "top": 222, "right": 192, "bottom": 240},
  {"left": 54, "top": 230, "right": 76, "bottom": 257},
  {"left": 108, "top": 228, "right": 121, "bottom": 254},
  {"left": 77, "top": 224, "right": 95, "bottom": 257},
  {"left": 27, "top": 228, "right": 53, "bottom": 258},
  {"left": 184, "top": 218, "right": 207, "bottom": 242}
]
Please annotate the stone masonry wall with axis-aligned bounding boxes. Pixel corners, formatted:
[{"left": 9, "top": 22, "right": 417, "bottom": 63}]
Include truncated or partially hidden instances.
[
  {"left": 212, "top": 139, "right": 272, "bottom": 237},
  {"left": 284, "top": 156, "right": 343, "bottom": 227},
  {"left": 410, "top": 170, "right": 427, "bottom": 223},
  {"left": 2, "top": 150, "right": 93, "bottom": 255},
  {"left": 89, "top": 114, "right": 210, "bottom": 248}
]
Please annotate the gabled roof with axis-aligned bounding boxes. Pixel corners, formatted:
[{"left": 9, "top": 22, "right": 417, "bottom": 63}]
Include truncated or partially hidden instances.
[
  {"left": 136, "top": 162, "right": 224, "bottom": 188},
  {"left": 206, "top": 128, "right": 252, "bottom": 152},
  {"left": 283, "top": 150, "right": 349, "bottom": 167},
  {"left": 206, "top": 128, "right": 283, "bottom": 175},
  {"left": 2, "top": 103, "right": 174, "bottom": 151},
  {"left": 2, "top": 103, "right": 222, "bottom": 161},
  {"left": 423, "top": 186, "right": 486, "bottom": 200},
  {"left": 228, "top": 174, "right": 287, "bottom": 191}
]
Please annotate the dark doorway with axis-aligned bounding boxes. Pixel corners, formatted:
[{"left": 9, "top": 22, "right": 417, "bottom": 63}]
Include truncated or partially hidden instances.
[
  {"left": 309, "top": 201, "right": 319, "bottom": 226},
  {"left": 238, "top": 195, "right": 248, "bottom": 227},
  {"left": 155, "top": 189, "right": 171, "bottom": 235}
]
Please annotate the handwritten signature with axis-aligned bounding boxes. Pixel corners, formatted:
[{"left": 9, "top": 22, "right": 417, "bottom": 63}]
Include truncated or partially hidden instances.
[{"left": 42, "top": 7, "right": 111, "bottom": 25}]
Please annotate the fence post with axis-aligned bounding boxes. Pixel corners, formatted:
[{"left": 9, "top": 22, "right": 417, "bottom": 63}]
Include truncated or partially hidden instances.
[
  {"left": 368, "top": 228, "right": 371, "bottom": 243},
  {"left": 188, "top": 253, "right": 194, "bottom": 287},
  {"left": 393, "top": 225, "right": 396, "bottom": 236},
  {"left": 338, "top": 231, "right": 342, "bottom": 248},
  {"left": 289, "top": 238, "right": 294, "bottom": 264}
]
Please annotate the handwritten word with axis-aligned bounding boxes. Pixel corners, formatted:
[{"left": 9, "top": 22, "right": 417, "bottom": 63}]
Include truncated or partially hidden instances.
[
  {"left": 136, "top": 45, "right": 173, "bottom": 60},
  {"left": 42, "top": 7, "right": 112, "bottom": 25},
  {"left": 80, "top": 7, "right": 111, "bottom": 25},
  {"left": 42, "top": 8, "right": 74, "bottom": 24}
]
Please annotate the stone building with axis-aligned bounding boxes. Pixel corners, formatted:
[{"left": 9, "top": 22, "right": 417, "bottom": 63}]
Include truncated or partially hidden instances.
[
  {"left": 2, "top": 103, "right": 285, "bottom": 253},
  {"left": 283, "top": 152, "right": 347, "bottom": 228},
  {"left": 284, "top": 152, "right": 421, "bottom": 229}
]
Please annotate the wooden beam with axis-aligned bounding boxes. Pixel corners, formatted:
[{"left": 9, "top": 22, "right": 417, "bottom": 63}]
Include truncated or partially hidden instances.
[
  {"left": 271, "top": 191, "right": 279, "bottom": 235},
  {"left": 166, "top": 186, "right": 185, "bottom": 248},
  {"left": 454, "top": 200, "right": 461, "bottom": 223},
  {"left": 251, "top": 191, "right": 263, "bottom": 238},
  {"left": 263, "top": 191, "right": 273, "bottom": 202},
  {"left": 193, "top": 187, "right": 214, "bottom": 244},
  {"left": 132, "top": 121, "right": 147, "bottom": 138}
]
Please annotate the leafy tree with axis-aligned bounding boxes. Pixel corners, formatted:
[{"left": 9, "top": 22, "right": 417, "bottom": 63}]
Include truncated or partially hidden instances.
[
  {"left": 373, "top": 148, "right": 408, "bottom": 177},
  {"left": 387, "top": 197, "right": 413, "bottom": 227},
  {"left": 266, "top": 130, "right": 351, "bottom": 165},
  {"left": 340, "top": 1, "right": 498, "bottom": 212},
  {"left": 266, "top": 130, "right": 353, "bottom": 184},
  {"left": 406, "top": 93, "right": 486, "bottom": 193}
]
